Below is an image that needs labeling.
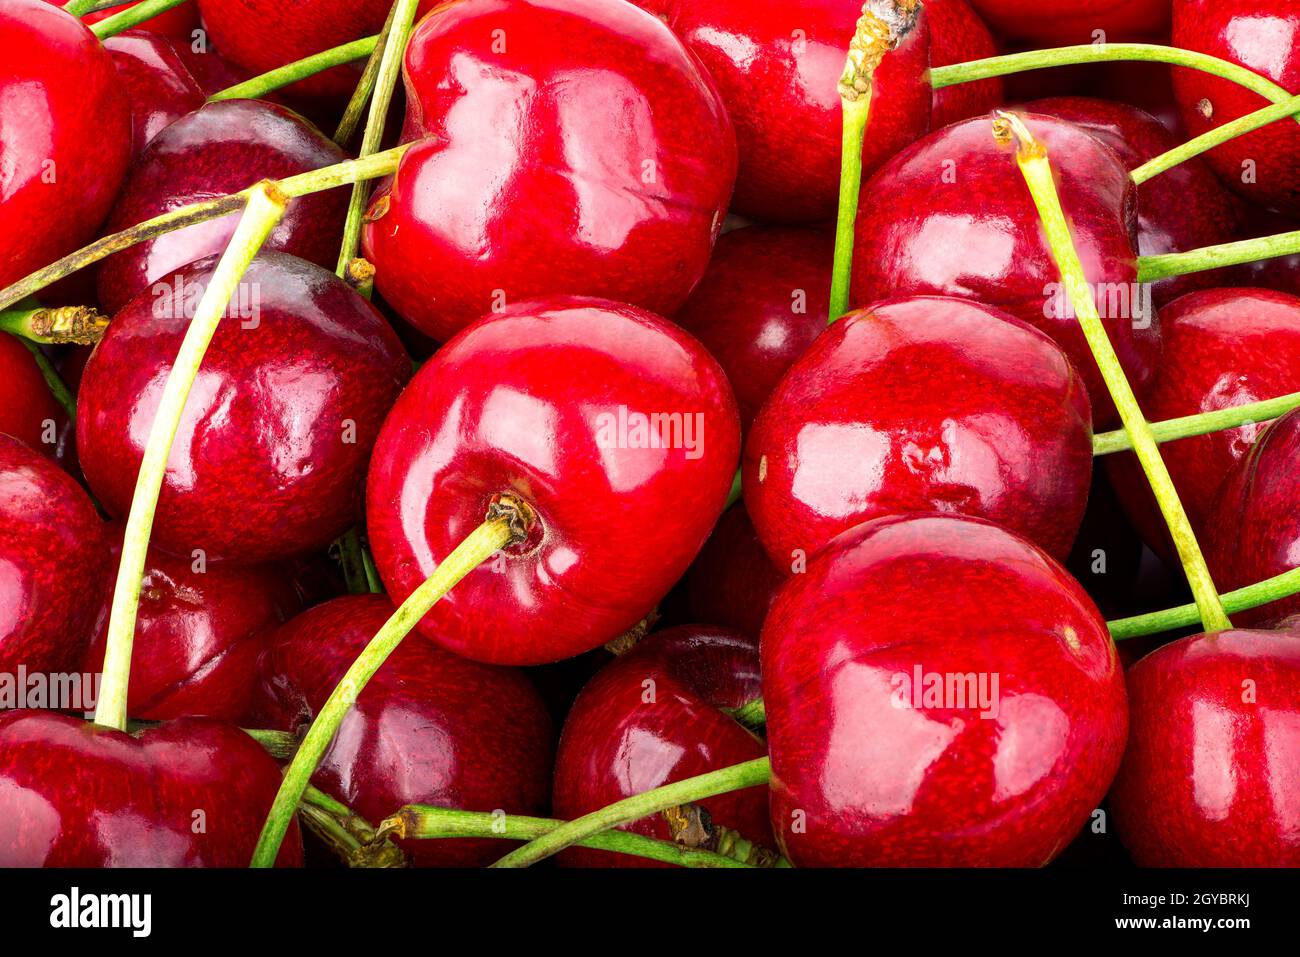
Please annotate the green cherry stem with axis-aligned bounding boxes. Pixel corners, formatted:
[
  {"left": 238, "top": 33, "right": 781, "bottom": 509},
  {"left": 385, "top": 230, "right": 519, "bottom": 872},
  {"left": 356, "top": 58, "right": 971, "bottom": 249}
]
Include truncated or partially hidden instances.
[
  {"left": 999, "top": 111, "right": 1231, "bottom": 634},
  {"left": 1111, "top": 566, "right": 1300, "bottom": 639},
  {"left": 250, "top": 498, "right": 533, "bottom": 867},
  {"left": 490, "top": 756, "right": 772, "bottom": 868},
  {"left": 0, "top": 301, "right": 108, "bottom": 345},
  {"left": 1137, "top": 229, "right": 1300, "bottom": 282},
  {"left": 15, "top": 338, "right": 77, "bottom": 420},
  {"left": 93, "top": 183, "right": 288, "bottom": 734},
  {"left": 724, "top": 696, "right": 766, "bottom": 730},
  {"left": 1092, "top": 390, "right": 1300, "bottom": 456},
  {"left": 208, "top": 36, "right": 379, "bottom": 104},
  {"left": 335, "top": 0, "right": 401, "bottom": 146},
  {"left": 88, "top": 0, "right": 193, "bottom": 39}
]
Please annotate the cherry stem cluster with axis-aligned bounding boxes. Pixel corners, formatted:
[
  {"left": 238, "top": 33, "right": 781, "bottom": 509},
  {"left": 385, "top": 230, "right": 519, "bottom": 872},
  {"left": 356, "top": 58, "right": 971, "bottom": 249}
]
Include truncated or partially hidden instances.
[{"left": 336, "top": 3, "right": 402, "bottom": 145}]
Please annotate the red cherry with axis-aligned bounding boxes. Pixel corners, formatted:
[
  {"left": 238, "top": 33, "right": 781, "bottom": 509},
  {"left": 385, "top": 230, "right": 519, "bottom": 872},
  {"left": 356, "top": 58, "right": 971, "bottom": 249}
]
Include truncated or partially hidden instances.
[
  {"left": 1110, "top": 628, "right": 1300, "bottom": 866},
  {"left": 744, "top": 296, "right": 1093, "bottom": 565},
  {"left": 1229, "top": 209, "right": 1300, "bottom": 296},
  {"left": 0, "top": 434, "right": 110, "bottom": 676},
  {"left": 366, "top": 297, "right": 740, "bottom": 665},
  {"left": 927, "top": 0, "right": 1004, "bottom": 128},
  {"left": 968, "top": 0, "right": 1170, "bottom": 44},
  {"left": 79, "top": 252, "right": 411, "bottom": 563},
  {"left": 96, "top": 99, "right": 351, "bottom": 314},
  {"left": 361, "top": 0, "right": 737, "bottom": 343},
  {"left": 651, "top": 0, "right": 930, "bottom": 223},
  {"left": 671, "top": 225, "right": 832, "bottom": 433},
  {"left": 1173, "top": 0, "right": 1300, "bottom": 215},
  {"left": 0, "top": 336, "right": 64, "bottom": 458},
  {"left": 851, "top": 113, "right": 1157, "bottom": 426},
  {"left": 82, "top": 0, "right": 200, "bottom": 42},
  {"left": 764, "top": 514, "right": 1128, "bottom": 866},
  {"left": 552, "top": 625, "right": 769, "bottom": 867},
  {"left": 0, "top": 710, "right": 302, "bottom": 866},
  {"left": 254, "top": 594, "right": 554, "bottom": 867},
  {"left": 0, "top": 0, "right": 131, "bottom": 289},
  {"left": 684, "top": 504, "right": 785, "bottom": 641}
]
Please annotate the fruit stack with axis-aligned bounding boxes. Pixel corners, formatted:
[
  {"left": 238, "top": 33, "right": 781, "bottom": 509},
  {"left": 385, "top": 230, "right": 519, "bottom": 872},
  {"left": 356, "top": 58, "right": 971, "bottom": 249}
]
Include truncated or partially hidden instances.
[{"left": 0, "top": 0, "right": 1295, "bottom": 870}]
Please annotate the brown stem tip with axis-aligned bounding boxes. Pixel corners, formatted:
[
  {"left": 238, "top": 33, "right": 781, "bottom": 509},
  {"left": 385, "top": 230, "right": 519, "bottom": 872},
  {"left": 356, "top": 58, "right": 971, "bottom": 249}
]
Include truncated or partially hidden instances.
[
  {"left": 992, "top": 110, "right": 1044, "bottom": 160},
  {"left": 840, "top": 0, "right": 923, "bottom": 102},
  {"left": 31, "top": 305, "right": 110, "bottom": 345}
]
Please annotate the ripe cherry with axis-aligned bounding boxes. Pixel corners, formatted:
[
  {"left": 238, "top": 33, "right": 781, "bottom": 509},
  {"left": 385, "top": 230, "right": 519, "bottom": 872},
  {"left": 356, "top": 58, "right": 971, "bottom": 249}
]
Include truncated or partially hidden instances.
[
  {"left": 927, "top": 0, "right": 1004, "bottom": 128},
  {"left": 684, "top": 504, "right": 785, "bottom": 642},
  {"left": 968, "top": 0, "right": 1170, "bottom": 44},
  {"left": 0, "top": 336, "right": 64, "bottom": 458}
]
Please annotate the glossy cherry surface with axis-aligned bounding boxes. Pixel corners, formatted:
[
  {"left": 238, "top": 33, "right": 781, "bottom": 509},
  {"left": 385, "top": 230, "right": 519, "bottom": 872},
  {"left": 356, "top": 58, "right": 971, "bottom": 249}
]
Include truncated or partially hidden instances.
[
  {"left": 0, "top": 336, "right": 63, "bottom": 458},
  {"left": 96, "top": 99, "right": 351, "bottom": 314},
  {"left": 0, "top": 710, "right": 302, "bottom": 866},
  {"left": 254, "top": 594, "right": 553, "bottom": 867},
  {"left": 685, "top": 504, "right": 785, "bottom": 641},
  {"left": 82, "top": 0, "right": 200, "bottom": 41},
  {"left": 968, "top": 0, "right": 1170, "bottom": 43},
  {"left": 1110, "top": 628, "right": 1300, "bottom": 866},
  {"left": 1173, "top": 0, "right": 1300, "bottom": 215},
  {"left": 745, "top": 296, "right": 1093, "bottom": 566},
  {"left": 671, "top": 225, "right": 832, "bottom": 433},
  {"left": 850, "top": 112, "right": 1157, "bottom": 426},
  {"left": 927, "top": 0, "right": 1004, "bottom": 128},
  {"left": 0, "top": 434, "right": 110, "bottom": 676},
  {"left": 764, "top": 514, "right": 1128, "bottom": 866},
  {"left": 79, "top": 252, "right": 411, "bottom": 563},
  {"left": 0, "top": 0, "right": 132, "bottom": 290},
  {"left": 553, "top": 625, "right": 769, "bottom": 867},
  {"left": 361, "top": 0, "right": 737, "bottom": 343},
  {"left": 366, "top": 297, "right": 740, "bottom": 665}
]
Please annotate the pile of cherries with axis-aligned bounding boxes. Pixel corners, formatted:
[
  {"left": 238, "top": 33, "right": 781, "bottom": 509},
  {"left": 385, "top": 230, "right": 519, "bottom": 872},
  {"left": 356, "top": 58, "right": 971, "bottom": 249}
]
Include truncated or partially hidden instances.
[{"left": 0, "top": 0, "right": 1296, "bottom": 869}]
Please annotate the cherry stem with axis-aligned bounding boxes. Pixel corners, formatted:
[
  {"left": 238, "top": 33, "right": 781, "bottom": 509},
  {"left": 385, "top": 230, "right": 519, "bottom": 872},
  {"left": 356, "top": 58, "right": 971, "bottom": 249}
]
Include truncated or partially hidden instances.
[
  {"left": 0, "top": 145, "right": 408, "bottom": 314},
  {"left": 999, "top": 111, "right": 1231, "bottom": 634},
  {"left": 14, "top": 338, "right": 76, "bottom": 419},
  {"left": 489, "top": 756, "right": 772, "bottom": 868},
  {"left": 1137, "top": 229, "right": 1300, "bottom": 282},
  {"left": 724, "top": 468, "right": 741, "bottom": 508},
  {"left": 1133, "top": 93, "right": 1300, "bottom": 185},
  {"left": 240, "top": 727, "right": 299, "bottom": 760},
  {"left": 250, "top": 504, "right": 531, "bottom": 867},
  {"left": 93, "top": 183, "right": 288, "bottom": 734},
  {"left": 1111, "top": 566, "right": 1300, "bottom": 639},
  {"left": 63, "top": 0, "right": 103, "bottom": 16},
  {"left": 336, "top": 527, "right": 381, "bottom": 594},
  {"left": 335, "top": 2, "right": 401, "bottom": 146},
  {"left": 724, "top": 696, "right": 766, "bottom": 729},
  {"left": 207, "top": 36, "right": 379, "bottom": 104},
  {"left": 1093, "top": 390, "right": 1300, "bottom": 456},
  {"left": 0, "top": 302, "right": 108, "bottom": 345},
  {"left": 87, "top": 0, "right": 192, "bottom": 39},
  {"left": 335, "top": 0, "right": 419, "bottom": 277}
]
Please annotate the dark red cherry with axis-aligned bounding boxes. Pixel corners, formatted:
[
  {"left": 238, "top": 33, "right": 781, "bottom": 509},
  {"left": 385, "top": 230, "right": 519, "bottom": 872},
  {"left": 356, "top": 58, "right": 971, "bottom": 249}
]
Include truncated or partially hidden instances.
[
  {"left": 1227, "top": 208, "right": 1300, "bottom": 297},
  {"left": 552, "top": 625, "right": 769, "bottom": 867},
  {"left": 0, "top": 710, "right": 301, "bottom": 866},
  {"left": 851, "top": 112, "right": 1157, "bottom": 426},
  {"left": 764, "top": 514, "right": 1128, "bottom": 866},
  {"left": 1173, "top": 0, "right": 1300, "bottom": 215},
  {"left": 82, "top": 0, "right": 200, "bottom": 42},
  {"left": 254, "top": 594, "right": 553, "bottom": 867},
  {"left": 671, "top": 225, "right": 832, "bottom": 433},
  {"left": 968, "top": 0, "right": 1170, "bottom": 44},
  {"left": 361, "top": 0, "right": 737, "bottom": 343},
  {"left": 0, "top": 0, "right": 131, "bottom": 289},
  {"left": 1110, "top": 628, "right": 1300, "bottom": 866},
  {"left": 366, "top": 297, "right": 740, "bottom": 665},
  {"left": 0, "top": 434, "right": 110, "bottom": 676},
  {"left": 0, "top": 336, "right": 64, "bottom": 458},
  {"left": 95, "top": 99, "right": 350, "bottom": 314},
  {"left": 684, "top": 504, "right": 785, "bottom": 641},
  {"left": 79, "top": 252, "right": 411, "bottom": 563},
  {"left": 927, "top": 0, "right": 1004, "bottom": 128},
  {"left": 744, "top": 296, "right": 1093, "bottom": 566},
  {"left": 651, "top": 0, "right": 930, "bottom": 223}
]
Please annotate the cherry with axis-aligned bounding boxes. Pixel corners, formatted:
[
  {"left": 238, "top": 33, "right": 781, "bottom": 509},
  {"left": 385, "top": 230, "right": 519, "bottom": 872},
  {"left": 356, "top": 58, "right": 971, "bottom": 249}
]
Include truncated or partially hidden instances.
[
  {"left": 360, "top": 0, "right": 737, "bottom": 344},
  {"left": 82, "top": 0, "right": 200, "bottom": 42},
  {"left": 671, "top": 225, "right": 832, "bottom": 433},
  {"left": 850, "top": 112, "right": 1157, "bottom": 426},
  {"left": 764, "top": 513, "right": 1128, "bottom": 866},
  {"left": 79, "top": 252, "right": 411, "bottom": 564},
  {"left": 1109, "top": 628, "right": 1300, "bottom": 866},
  {"left": 254, "top": 594, "right": 553, "bottom": 867},
  {"left": 0, "top": 710, "right": 302, "bottom": 866},
  {"left": 0, "top": 336, "right": 64, "bottom": 458},
  {"left": 927, "top": 0, "right": 1005, "bottom": 128},
  {"left": 648, "top": 0, "right": 930, "bottom": 223},
  {"left": 1172, "top": 0, "right": 1300, "bottom": 215},
  {"left": 1227, "top": 208, "right": 1300, "bottom": 297},
  {"left": 96, "top": 99, "right": 351, "bottom": 314},
  {"left": 366, "top": 297, "right": 740, "bottom": 665},
  {"left": 552, "top": 624, "right": 769, "bottom": 867},
  {"left": 0, "top": 0, "right": 132, "bottom": 290},
  {"left": 684, "top": 504, "right": 785, "bottom": 642},
  {"left": 967, "top": 0, "right": 1171, "bottom": 44},
  {"left": 0, "top": 434, "right": 110, "bottom": 676},
  {"left": 744, "top": 296, "right": 1093, "bottom": 566}
]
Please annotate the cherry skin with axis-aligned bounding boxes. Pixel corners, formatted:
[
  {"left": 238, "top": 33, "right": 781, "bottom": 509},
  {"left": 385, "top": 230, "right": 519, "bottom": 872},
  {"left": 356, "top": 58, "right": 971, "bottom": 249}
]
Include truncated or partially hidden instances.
[
  {"left": 366, "top": 297, "right": 740, "bottom": 666},
  {"left": 254, "top": 594, "right": 554, "bottom": 867},
  {"left": 0, "top": 710, "right": 302, "bottom": 866},
  {"left": 82, "top": 0, "right": 200, "bottom": 42},
  {"left": 927, "top": 0, "right": 1005, "bottom": 128},
  {"left": 1173, "top": 0, "right": 1300, "bottom": 215},
  {"left": 1229, "top": 209, "right": 1300, "bottom": 297},
  {"left": 671, "top": 225, "right": 832, "bottom": 433},
  {"left": 649, "top": 0, "right": 930, "bottom": 223},
  {"left": 851, "top": 112, "right": 1157, "bottom": 426},
  {"left": 79, "top": 252, "right": 411, "bottom": 564},
  {"left": 764, "top": 513, "right": 1128, "bottom": 866},
  {"left": 967, "top": 0, "right": 1170, "bottom": 44},
  {"left": 0, "top": 434, "right": 110, "bottom": 677},
  {"left": 0, "top": 0, "right": 131, "bottom": 290},
  {"left": 552, "top": 625, "right": 769, "bottom": 867},
  {"left": 95, "top": 99, "right": 351, "bottom": 314},
  {"left": 744, "top": 296, "right": 1093, "bottom": 566},
  {"left": 1110, "top": 628, "right": 1300, "bottom": 866},
  {"left": 0, "top": 335, "right": 64, "bottom": 458},
  {"left": 685, "top": 504, "right": 786, "bottom": 642},
  {"left": 361, "top": 0, "right": 737, "bottom": 344}
]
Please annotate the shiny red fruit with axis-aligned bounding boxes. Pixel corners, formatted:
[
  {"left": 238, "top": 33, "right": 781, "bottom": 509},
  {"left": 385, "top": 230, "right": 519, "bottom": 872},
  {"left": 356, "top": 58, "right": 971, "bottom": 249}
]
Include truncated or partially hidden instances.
[
  {"left": 255, "top": 594, "right": 553, "bottom": 867},
  {"left": 744, "top": 296, "right": 1093, "bottom": 565},
  {"left": 927, "top": 0, "right": 1004, "bottom": 128},
  {"left": 685, "top": 504, "right": 785, "bottom": 641},
  {"left": 1110, "top": 628, "right": 1300, "bottom": 866},
  {"left": 0, "top": 335, "right": 63, "bottom": 457},
  {"left": 366, "top": 297, "right": 740, "bottom": 665},
  {"left": 968, "top": 0, "right": 1170, "bottom": 44},
  {"left": 83, "top": 0, "right": 200, "bottom": 41},
  {"left": 361, "top": 0, "right": 737, "bottom": 343},
  {"left": 764, "top": 514, "right": 1128, "bottom": 866},
  {"left": 79, "top": 252, "right": 411, "bottom": 563}
]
